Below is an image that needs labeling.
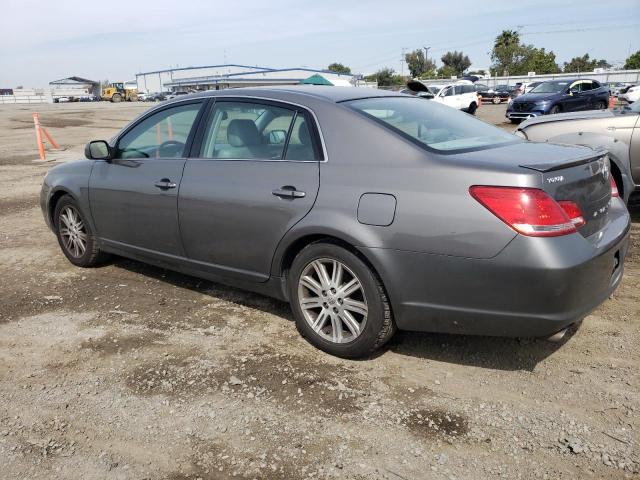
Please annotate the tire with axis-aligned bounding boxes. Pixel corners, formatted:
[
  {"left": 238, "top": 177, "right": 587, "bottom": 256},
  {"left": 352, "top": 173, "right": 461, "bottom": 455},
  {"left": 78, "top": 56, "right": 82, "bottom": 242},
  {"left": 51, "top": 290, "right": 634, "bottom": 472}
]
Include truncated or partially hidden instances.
[
  {"left": 549, "top": 105, "right": 561, "bottom": 115},
  {"left": 492, "top": 96, "right": 501, "bottom": 104},
  {"left": 467, "top": 102, "right": 477, "bottom": 115},
  {"left": 111, "top": 93, "right": 122, "bottom": 103},
  {"left": 595, "top": 100, "right": 607, "bottom": 110},
  {"left": 288, "top": 242, "right": 395, "bottom": 359},
  {"left": 53, "top": 195, "right": 108, "bottom": 267}
]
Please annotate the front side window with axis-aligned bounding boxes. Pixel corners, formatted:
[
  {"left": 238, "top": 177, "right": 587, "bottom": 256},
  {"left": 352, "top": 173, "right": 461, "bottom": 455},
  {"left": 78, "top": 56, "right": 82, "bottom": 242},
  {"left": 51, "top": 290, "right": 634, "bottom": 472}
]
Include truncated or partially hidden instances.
[
  {"left": 199, "top": 101, "right": 295, "bottom": 160},
  {"left": 347, "top": 97, "right": 518, "bottom": 152},
  {"left": 116, "top": 103, "right": 202, "bottom": 159}
]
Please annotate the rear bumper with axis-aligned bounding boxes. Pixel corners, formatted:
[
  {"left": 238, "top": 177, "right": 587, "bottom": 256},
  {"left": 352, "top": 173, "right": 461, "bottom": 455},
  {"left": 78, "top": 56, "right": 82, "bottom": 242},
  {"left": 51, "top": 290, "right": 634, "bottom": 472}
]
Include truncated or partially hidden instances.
[{"left": 362, "top": 199, "right": 630, "bottom": 337}]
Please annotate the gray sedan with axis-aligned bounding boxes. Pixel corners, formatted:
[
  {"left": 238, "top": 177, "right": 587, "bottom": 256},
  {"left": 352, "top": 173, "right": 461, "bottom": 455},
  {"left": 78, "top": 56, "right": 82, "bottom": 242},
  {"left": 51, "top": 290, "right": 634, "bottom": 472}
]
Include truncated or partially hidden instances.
[{"left": 40, "top": 87, "right": 630, "bottom": 358}]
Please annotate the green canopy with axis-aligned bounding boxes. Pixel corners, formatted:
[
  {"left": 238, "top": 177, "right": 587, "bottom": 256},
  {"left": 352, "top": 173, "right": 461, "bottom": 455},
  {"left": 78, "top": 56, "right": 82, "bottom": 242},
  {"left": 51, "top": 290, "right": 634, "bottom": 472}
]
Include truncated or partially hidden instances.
[{"left": 300, "top": 74, "right": 334, "bottom": 86}]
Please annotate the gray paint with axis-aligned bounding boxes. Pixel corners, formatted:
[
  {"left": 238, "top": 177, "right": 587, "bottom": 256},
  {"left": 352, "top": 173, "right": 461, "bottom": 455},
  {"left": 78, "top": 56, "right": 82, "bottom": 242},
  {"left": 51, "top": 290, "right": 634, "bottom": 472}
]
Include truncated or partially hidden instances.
[
  {"left": 357, "top": 193, "right": 396, "bottom": 226},
  {"left": 41, "top": 86, "right": 631, "bottom": 338}
]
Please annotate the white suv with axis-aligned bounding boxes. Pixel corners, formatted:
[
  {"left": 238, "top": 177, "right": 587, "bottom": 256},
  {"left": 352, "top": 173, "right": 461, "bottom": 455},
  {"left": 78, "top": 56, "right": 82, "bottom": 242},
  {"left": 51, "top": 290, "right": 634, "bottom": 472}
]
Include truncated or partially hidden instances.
[
  {"left": 619, "top": 85, "right": 639, "bottom": 103},
  {"left": 432, "top": 81, "right": 479, "bottom": 114}
]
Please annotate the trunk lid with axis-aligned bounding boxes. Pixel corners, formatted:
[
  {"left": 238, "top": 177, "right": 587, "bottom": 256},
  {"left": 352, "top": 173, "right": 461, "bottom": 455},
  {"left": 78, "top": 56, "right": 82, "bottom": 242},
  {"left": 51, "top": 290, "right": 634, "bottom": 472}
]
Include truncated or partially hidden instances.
[{"left": 519, "top": 145, "right": 611, "bottom": 238}]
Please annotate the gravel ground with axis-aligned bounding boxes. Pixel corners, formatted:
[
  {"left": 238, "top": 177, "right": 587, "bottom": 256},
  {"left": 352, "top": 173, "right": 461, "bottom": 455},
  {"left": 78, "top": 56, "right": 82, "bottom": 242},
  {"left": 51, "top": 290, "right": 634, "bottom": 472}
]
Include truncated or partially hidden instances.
[{"left": 0, "top": 101, "right": 638, "bottom": 480}]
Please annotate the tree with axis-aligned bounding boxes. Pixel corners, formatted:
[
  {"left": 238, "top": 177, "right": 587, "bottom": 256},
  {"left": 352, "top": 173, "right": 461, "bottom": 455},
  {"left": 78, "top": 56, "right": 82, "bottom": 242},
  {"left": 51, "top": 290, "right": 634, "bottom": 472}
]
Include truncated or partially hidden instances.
[
  {"left": 327, "top": 63, "right": 351, "bottom": 74},
  {"left": 520, "top": 46, "right": 560, "bottom": 74},
  {"left": 370, "top": 68, "right": 403, "bottom": 87},
  {"left": 404, "top": 49, "right": 436, "bottom": 78},
  {"left": 563, "top": 54, "right": 609, "bottom": 73},
  {"left": 624, "top": 50, "right": 640, "bottom": 69},
  {"left": 440, "top": 51, "right": 471, "bottom": 76},
  {"left": 491, "top": 30, "right": 521, "bottom": 76},
  {"left": 437, "top": 65, "right": 458, "bottom": 79}
]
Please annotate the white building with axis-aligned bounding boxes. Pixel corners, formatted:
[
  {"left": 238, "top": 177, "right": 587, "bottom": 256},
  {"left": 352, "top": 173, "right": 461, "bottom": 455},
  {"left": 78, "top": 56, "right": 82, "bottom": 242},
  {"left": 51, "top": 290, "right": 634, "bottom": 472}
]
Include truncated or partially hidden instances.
[
  {"left": 49, "top": 76, "right": 99, "bottom": 100},
  {"left": 135, "top": 64, "right": 356, "bottom": 93}
]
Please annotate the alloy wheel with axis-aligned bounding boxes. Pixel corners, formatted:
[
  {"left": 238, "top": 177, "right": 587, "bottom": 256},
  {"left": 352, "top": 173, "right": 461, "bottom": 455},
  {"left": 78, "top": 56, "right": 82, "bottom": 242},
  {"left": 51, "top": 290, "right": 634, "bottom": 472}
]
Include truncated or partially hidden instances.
[
  {"left": 297, "top": 258, "right": 368, "bottom": 344},
  {"left": 58, "top": 206, "right": 87, "bottom": 258}
]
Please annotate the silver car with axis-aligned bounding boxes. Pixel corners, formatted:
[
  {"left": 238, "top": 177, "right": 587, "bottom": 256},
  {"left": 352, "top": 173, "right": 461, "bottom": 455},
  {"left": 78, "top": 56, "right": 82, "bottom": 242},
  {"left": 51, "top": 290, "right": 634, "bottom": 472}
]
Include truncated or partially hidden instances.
[
  {"left": 40, "top": 87, "right": 630, "bottom": 358},
  {"left": 516, "top": 102, "right": 640, "bottom": 203}
]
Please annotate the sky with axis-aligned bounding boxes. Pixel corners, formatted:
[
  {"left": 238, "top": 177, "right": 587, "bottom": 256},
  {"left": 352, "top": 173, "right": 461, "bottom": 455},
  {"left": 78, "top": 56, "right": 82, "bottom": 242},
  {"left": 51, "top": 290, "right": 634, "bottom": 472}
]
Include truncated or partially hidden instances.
[{"left": 1, "top": 0, "right": 639, "bottom": 87}]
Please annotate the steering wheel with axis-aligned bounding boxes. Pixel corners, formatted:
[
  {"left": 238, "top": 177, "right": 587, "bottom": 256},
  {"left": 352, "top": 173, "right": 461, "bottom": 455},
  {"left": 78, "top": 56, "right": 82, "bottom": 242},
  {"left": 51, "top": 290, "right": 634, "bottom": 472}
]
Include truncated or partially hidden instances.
[{"left": 157, "top": 140, "right": 185, "bottom": 157}]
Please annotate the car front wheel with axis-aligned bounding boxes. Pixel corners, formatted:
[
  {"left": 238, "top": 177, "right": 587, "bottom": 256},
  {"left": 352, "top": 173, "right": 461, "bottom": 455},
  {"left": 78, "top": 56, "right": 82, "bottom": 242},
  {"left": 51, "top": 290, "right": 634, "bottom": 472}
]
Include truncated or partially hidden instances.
[
  {"left": 549, "top": 105, "right": 561, "bottom": 115},
  {"left": 54, "top": 195, "right": 108, "bottom": 267},
  {"left": 288, "top": 243, "right": 395, "bottom": 358}
]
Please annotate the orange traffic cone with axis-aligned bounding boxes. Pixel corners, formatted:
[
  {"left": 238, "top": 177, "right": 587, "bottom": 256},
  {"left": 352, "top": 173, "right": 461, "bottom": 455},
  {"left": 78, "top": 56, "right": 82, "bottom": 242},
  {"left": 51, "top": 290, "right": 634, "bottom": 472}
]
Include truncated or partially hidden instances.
[
  {"left": 33, "top": 112, "right": 60, "bottom": 160},
  {"left": 608, "top": 95, "right": 615, "bottom": 110}
]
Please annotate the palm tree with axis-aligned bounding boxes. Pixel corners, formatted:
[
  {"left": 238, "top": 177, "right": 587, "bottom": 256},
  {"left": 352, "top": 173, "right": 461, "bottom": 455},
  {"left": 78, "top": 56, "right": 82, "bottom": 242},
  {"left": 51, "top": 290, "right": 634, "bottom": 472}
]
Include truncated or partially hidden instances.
[{"left": 493, "top": 30, "right": 520, "bottom": 76}]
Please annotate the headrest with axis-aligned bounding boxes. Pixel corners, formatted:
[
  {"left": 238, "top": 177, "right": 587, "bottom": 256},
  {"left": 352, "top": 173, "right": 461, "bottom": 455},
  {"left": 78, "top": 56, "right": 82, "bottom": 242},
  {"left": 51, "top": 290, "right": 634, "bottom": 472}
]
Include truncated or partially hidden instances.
[
  {"left": 228, "top": 119, "right": 260, "bottom": 147},
  {"left": 298, "top": 120, "right": 311, "bottom": 145}
]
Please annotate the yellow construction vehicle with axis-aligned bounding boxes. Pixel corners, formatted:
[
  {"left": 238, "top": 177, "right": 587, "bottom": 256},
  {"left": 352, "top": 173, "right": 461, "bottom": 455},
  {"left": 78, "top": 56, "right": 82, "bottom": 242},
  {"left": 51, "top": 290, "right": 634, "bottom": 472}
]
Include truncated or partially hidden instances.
[{"left": 101, "top": 82, "right": 138, "bottom": 102}]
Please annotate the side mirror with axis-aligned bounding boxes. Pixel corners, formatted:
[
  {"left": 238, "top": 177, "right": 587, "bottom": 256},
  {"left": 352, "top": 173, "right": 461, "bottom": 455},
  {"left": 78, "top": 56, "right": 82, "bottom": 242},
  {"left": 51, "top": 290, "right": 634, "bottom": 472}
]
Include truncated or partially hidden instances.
[{"left": 85, "top": 140, "right": 112, "bottom": 160}]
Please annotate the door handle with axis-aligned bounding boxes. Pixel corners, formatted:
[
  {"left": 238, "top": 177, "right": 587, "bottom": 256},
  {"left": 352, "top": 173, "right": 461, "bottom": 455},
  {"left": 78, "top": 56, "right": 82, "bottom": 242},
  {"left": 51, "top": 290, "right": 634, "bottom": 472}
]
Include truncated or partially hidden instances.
[
  {"left": 154, "top": 178, "right": 177, "bottom": 190},
  {"left": 272, "top": 186, "right": 306, "bottom": 199}
]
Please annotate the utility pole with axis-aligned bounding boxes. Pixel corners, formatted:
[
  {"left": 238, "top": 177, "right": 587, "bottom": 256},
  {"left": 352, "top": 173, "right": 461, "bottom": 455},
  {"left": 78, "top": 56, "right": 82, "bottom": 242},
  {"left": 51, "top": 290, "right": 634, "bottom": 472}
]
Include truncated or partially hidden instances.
[
  {"left": 401, "top": 47, "right": 408, "bottom": 77},
  {"left": 423, "top": 46, "right": 431, "bottom": 75}
]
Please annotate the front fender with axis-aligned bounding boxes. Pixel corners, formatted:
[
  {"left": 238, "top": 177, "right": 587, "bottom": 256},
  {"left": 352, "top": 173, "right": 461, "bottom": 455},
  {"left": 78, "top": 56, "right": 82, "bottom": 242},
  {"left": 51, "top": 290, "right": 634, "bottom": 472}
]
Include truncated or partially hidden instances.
[{"left": 41, "top": 160, "right": 97, "bottom": 233}]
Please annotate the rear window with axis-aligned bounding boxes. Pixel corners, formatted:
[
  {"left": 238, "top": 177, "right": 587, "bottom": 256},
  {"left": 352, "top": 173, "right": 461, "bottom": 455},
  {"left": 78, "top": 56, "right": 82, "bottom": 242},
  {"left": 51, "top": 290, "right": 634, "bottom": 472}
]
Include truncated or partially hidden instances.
[{"left": 346, "top": 97, "right": 518, "bottom": 152}]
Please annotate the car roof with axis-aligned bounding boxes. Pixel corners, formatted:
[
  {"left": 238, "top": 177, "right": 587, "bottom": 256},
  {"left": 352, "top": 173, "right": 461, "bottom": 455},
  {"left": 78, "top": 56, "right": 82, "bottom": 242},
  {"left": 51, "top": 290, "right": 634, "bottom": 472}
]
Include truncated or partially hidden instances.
[{"left": 165, "top": 86, "right": 406, "bottom": 105}]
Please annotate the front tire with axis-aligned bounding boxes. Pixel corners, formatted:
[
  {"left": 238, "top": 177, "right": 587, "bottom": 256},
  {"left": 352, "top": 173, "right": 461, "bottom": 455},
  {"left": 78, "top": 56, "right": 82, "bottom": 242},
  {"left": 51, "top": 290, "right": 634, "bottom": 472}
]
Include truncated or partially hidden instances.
[
  {"left": 492, "top": 96, "right": 501, "bottom": 104},
  {"left": 549, "top": 105, "right": 561, "bottom": 115},
  {"left": 54, "top": 195, "right": 108, "bottom": 267},
  {"left": 288, "top": 243, "right": 395, "bottom": 358},
  {"left": 467, "top": 102, "right": 477, "bottom": 115}
]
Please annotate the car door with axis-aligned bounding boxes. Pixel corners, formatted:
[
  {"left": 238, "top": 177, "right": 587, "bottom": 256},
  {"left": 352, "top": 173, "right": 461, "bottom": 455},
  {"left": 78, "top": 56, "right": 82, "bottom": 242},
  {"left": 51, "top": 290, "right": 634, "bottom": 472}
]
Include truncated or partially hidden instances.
[
  {"left": 563, "top": 81, "right": 585, "bottom": 112},
  {"left": 89, "top": 100, "right": 205, "bottom": 256},
  {"left": 178, "top": 99, "right": 322, "bottom": 282}
]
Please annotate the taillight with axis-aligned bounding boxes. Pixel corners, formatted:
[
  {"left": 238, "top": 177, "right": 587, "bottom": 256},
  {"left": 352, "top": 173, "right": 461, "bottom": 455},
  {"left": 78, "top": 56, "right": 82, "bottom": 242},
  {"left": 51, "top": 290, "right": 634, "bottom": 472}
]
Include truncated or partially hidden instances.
[
  {"left": 469, "top": 186, "right": 583, "bottom": 237},
  {"left": 610, "top": 176, "right": 619, "bottom": 197}
]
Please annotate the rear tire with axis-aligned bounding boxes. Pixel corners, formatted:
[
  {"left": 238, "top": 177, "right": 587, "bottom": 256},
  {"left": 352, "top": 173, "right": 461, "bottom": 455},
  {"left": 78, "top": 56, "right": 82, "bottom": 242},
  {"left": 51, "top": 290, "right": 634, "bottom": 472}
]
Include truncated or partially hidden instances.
[
  {"left": 54, "top": 195, "right": 108, "bottom": 267},
  {"left": 467, "top": 102, "right": 477, "bottom": 115},
  {"left": 288, "top": 242, "right": 395, "bottom": 359},
  {"left": 492, "top": 96, "right": 501, "bottom": 104},
  {"left": 595, "top": 100, "right": 607, "bottom": 110}
]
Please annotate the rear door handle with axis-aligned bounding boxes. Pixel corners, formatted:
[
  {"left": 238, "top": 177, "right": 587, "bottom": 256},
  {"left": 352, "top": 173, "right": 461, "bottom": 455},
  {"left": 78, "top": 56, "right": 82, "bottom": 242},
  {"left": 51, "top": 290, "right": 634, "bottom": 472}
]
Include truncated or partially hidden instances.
[
  {"left": 272, "top": 186, "right": 306, "bottom": 199},
  {"left": 154, "top": 178, "right": 177, "bottom": 190}
]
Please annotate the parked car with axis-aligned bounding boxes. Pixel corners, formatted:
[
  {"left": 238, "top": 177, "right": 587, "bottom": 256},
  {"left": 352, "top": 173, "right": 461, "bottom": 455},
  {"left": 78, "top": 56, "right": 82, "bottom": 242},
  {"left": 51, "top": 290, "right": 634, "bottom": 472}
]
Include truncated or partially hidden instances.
[
  {"left": 40, "top": 86, "right": 629, "bottom": 358},
  {"left": 475, "top": 84, "right": 512, "bottom": 104},
  {"left": 605, "top": 83, "right": 626, "bottom": 95},
  {"left": 136, "top": 92, "right": 150, "bottom": 102},
  {"left": 408, "top": 80, "right": 479, "bottom": 114},
  {"left": 146, "top": 92, "right": 167, "bottom": 102},
  {"left": 506, "top": 79, "right": 610, "bottom": 123},
  {"left": 166, "top": 91, "right": 190, "bottom": 101},
  {"left": 619, "top": 85, "right": 639, "bottom": 103},
  {"left": 516, "top": 101, "right": 640, "bottom": 203}
]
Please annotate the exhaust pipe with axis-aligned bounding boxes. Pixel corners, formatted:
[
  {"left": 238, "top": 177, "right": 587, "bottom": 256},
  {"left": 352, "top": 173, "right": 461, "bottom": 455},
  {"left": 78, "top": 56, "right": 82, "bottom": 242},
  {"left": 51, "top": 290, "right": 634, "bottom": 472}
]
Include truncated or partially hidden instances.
[{"left": 547, "top": 328, "right": 568, "bottom": 343}]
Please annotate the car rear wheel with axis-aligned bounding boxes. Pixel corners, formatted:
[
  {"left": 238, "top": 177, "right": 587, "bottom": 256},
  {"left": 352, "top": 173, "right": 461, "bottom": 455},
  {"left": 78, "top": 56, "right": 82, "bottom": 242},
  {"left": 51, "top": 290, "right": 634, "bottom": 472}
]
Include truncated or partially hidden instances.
[
  {"left": 54, "top": 195, "right": 108, "bottom": 267},
  {"left": 467, "top": 102, "right": 477, "bottom": 115},
  {"left": 595, "top": 100, "right": 607, "bottom": 110},
  {"left": 288, "top": 242, "right": 395, "bottom": 358},
  {"left": 492, "top": 96, "right": 501, "bottom": 104},
  {"left": 549, "top": 105, "right": 561, "bottom": 115}
]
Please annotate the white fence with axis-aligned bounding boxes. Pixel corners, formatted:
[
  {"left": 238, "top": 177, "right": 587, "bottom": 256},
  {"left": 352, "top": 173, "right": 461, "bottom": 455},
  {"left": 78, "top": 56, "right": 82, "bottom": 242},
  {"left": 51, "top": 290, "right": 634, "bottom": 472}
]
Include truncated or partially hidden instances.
[
  {"left": 0, "top": 94, "right": 53, "bottom": 105},
  {"left": 418, "top": 69, "right": 640, "bottom": 87}
]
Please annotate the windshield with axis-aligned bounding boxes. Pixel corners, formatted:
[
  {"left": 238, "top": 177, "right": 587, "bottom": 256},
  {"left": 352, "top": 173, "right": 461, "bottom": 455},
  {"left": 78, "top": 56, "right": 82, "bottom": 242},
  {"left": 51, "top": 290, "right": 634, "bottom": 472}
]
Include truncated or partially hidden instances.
[
  {"left": 530, "top": 81, "right": 570, "bottom": 94},
  {"left": 347, "top": 97, "right": 518, "bottom": 152}
]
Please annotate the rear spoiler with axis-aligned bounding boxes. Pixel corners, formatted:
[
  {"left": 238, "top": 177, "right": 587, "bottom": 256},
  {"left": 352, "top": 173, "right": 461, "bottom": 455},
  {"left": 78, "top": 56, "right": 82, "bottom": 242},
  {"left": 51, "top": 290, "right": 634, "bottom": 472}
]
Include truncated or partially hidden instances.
[{"left": 519, "top": 148, "right": 607, "bottom": 172}]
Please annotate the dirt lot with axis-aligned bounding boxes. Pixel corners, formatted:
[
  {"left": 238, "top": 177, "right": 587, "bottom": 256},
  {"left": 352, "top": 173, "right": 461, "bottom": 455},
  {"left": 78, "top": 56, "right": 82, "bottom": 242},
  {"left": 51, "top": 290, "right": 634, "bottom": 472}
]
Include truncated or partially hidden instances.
[{"left": 0, "top": 101, "right": 638, "bottom": 480}]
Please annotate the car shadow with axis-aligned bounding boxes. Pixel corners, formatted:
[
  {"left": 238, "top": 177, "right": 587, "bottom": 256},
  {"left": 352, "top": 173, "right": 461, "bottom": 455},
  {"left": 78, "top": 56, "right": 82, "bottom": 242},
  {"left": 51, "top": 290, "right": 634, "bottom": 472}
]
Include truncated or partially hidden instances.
[
  {"left": 111, "top": 257, "right": 576, "bottom": 372},
  {"left": 380, "top": 325, "right": 577, "bottom": 372}
]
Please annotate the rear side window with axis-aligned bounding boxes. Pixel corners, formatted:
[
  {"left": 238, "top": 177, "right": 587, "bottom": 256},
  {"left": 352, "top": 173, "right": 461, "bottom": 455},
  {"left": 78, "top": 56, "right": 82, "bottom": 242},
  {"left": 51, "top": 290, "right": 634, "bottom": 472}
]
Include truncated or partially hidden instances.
[
  {"left": 116, "top": 102, "right": 202, "bottom": 159},
  {"left": 199, "top": 102, "right": 295, "bottom": 160},
  {"left": 347, "top": 97, "right": 518, "bottom": 152},
  {"left": 284, "top": 114, "right": 320, "bottom": 161}
]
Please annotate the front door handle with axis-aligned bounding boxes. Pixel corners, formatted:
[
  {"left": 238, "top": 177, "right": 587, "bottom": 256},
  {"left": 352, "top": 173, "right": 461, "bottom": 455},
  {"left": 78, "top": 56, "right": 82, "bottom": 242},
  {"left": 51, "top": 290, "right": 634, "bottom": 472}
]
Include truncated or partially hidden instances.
[
  {"left": 154, "top": 178, "right": 177, "bottom": 190},
  {"left": 272, "top": 186, "right": 306, "bottom": 199}
]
